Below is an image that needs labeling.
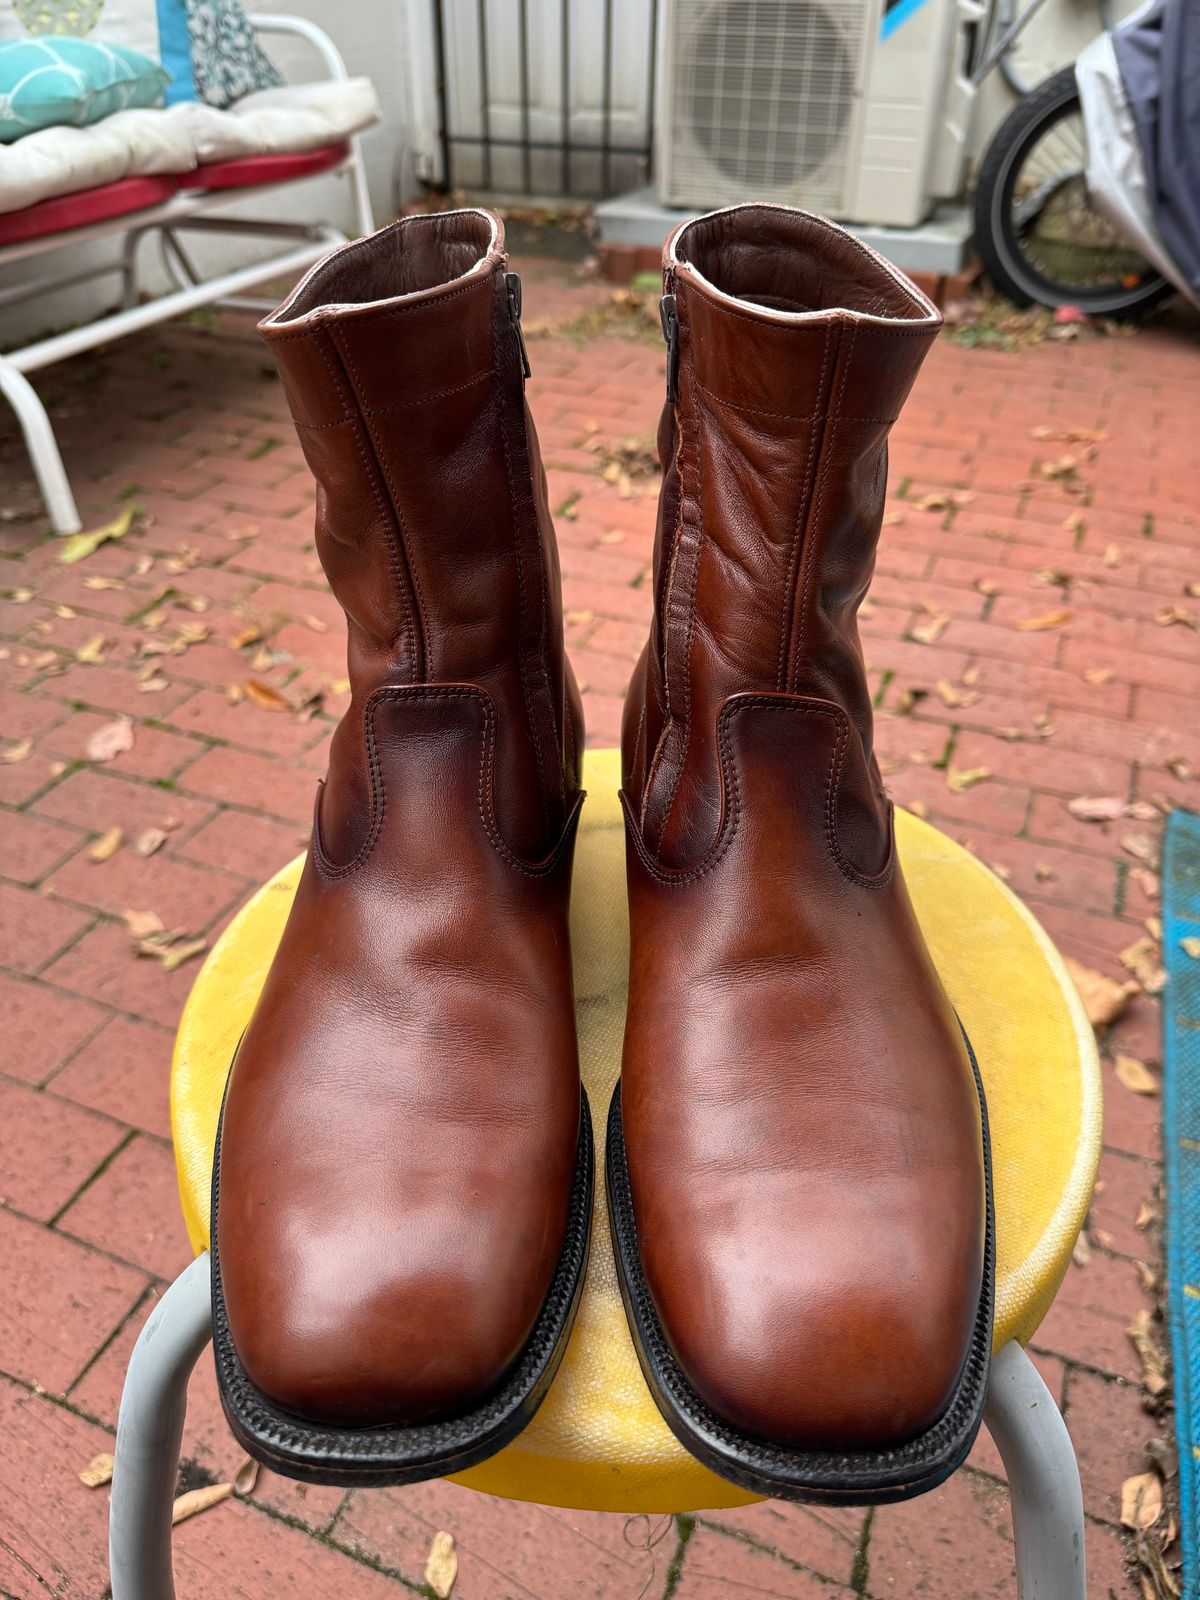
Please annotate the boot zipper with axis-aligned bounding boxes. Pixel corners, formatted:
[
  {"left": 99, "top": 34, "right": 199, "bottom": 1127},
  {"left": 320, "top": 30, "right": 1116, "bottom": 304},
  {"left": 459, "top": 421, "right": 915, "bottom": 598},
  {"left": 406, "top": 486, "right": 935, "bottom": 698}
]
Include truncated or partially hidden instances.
[
  {"left": 660, "top": 291, "right": 679, "bottom": 402},
  {"left": 505, "top": 271, "right": 532, "bottom": 380}
]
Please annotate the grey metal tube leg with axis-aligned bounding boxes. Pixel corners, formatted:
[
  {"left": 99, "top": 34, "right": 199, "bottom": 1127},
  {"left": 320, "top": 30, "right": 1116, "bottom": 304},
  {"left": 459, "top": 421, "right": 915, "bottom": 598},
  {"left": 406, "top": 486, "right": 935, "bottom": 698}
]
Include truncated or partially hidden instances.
[
  {"left": 109, "top": 1252, "right": 214, "bottom": 1600},
  {"left": 983, "top": 1341, "right": 1086, "bottom": 1600}
]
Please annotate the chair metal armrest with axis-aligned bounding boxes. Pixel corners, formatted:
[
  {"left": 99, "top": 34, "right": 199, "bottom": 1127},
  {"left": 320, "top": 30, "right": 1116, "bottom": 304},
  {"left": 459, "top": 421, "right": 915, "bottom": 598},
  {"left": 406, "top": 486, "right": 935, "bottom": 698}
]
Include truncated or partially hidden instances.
[{"left": 248, "top": 12, "right": 350, "bottom": 83}]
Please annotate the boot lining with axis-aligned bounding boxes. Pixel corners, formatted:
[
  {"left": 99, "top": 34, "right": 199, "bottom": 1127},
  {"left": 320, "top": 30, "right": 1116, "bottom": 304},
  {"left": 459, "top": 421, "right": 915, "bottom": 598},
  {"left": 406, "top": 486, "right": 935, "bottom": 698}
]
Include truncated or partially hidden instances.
[
  {"left": 673, "top": 208, "right": 934, "bottom": 323},
  {"left": 272, "top": 210, "right": 498, "bottom": 322}
]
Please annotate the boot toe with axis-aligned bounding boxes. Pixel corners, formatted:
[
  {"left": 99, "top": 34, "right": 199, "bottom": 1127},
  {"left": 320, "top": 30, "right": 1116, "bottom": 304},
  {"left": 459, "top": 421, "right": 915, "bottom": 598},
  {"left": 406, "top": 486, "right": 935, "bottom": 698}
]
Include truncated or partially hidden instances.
[
  {"left": 647, "top": 1197, "right": 983, "bottom": 1452},
  {"left": 225, "top": 1215, "right": 550, "bottom": 1429}
]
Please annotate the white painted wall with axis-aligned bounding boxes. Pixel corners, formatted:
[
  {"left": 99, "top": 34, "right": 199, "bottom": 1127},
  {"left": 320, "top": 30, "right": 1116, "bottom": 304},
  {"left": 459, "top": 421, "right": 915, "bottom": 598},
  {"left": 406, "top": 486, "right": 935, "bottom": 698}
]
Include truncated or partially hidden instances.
[{"left": 0, "top": 0, "right": 1146, "bottom": 351}]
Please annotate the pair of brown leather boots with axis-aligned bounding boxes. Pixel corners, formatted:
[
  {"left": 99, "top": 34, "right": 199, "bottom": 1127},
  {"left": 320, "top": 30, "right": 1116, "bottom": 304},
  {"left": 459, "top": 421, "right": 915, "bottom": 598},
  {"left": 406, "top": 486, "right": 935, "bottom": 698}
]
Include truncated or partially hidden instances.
[{"left": 213, "top": 203, "right": 992, "bottom": 1504}]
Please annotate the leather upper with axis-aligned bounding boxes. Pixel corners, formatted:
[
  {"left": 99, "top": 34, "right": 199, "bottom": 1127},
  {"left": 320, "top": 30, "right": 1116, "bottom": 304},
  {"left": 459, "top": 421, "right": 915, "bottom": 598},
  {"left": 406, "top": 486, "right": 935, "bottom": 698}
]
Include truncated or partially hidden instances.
[
  {"left": 620, "top": 205, "right": 986, "bottom": 1451},
  {"left": 217, "top": 211, "right": 584, "bottom": 1428}
]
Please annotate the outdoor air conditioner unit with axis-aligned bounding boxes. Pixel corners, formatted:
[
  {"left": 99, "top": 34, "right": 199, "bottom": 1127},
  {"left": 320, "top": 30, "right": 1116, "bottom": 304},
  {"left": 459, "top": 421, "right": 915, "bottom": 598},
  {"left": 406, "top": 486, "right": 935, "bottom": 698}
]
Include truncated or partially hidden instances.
[{"left": 657, "top": 0, "right": 981, "bottom": 229}]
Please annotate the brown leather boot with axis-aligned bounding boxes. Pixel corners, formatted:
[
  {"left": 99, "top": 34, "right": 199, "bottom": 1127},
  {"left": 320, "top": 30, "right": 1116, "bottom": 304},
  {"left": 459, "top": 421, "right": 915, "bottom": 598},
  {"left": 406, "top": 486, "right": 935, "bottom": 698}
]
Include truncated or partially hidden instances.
[
  {"left": 213, "top": 210, "right": 591, "bottom": 1485},
  {"left": 608, "top": 205, "right": 993, "bottom": 1503}
]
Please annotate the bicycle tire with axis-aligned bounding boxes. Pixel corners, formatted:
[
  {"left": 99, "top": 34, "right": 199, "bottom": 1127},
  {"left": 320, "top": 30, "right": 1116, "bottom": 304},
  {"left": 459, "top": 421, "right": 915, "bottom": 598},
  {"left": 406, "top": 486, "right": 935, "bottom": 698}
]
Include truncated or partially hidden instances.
[{"left": 973, "top": 65, "right": 1173, "bottom": 317}]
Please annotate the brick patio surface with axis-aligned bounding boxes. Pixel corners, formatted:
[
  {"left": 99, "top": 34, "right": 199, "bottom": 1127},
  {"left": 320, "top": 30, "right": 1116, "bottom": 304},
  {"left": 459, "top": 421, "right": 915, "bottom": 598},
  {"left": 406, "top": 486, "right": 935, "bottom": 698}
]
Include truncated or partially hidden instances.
[{"left": 1, "top": 250, "right": 1197, "bottom": 1599}]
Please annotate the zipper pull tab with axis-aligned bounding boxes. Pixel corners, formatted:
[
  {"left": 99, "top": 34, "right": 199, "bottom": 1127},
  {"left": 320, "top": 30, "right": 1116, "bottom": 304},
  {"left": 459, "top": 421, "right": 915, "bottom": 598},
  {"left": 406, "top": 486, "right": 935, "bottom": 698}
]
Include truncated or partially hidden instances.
[
  {"left": 505, "top": 271, "right": 532, "bottom": 381},
  {"left": 660, "top": 293, "right": 679, "bottom": 402}
]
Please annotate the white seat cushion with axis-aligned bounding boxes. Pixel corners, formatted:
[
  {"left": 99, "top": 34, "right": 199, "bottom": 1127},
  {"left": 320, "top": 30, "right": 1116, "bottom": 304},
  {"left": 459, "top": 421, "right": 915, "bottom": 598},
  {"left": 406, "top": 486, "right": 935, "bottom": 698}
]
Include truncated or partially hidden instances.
[{"left": 0, "top": 76, "right": 379, "bottom": 215}]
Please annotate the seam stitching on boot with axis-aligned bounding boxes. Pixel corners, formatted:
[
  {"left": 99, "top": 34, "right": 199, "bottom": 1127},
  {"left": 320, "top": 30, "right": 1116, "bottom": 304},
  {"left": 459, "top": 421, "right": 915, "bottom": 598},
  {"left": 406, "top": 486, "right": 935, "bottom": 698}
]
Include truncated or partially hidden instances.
[
  {"left": 332, "top": 330, "right": 430, "bottom": 678},
  {"left": 312, "top": 684, "right": 579, "bottom": 882},
  {"left": 792, "top": 321, "right": 857, "bottom": 686},
  {"left": 651, "top": 291, "right": 704, "bottom": 858},
  {"left": 628, "top": 697, "right": 893, "bottom": 890},
  {"left": 776, "top": 323, "right": 833, "bottom": 692},
  {"left": 309, "top": 330, "right": 419, "bottom": 684},
  {"left": 495, "top": 310, "right": 555, "bottom": 834}
]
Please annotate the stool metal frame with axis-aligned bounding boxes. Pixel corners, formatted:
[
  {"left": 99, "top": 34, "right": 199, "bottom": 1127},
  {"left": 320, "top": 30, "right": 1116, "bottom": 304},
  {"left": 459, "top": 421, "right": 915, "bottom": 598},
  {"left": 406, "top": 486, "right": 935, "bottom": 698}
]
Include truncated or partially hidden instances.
[{"left": 108, "top": 1251, "right": 1086, "bottom": 1600}]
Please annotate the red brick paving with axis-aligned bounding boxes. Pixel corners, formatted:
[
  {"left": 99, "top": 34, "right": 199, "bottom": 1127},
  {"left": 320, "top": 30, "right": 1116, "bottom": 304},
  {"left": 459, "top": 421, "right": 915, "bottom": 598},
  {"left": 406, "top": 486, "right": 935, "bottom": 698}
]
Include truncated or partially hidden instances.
[{"left": 0, "top": 248, "right": 1196, "bottom": 1598}]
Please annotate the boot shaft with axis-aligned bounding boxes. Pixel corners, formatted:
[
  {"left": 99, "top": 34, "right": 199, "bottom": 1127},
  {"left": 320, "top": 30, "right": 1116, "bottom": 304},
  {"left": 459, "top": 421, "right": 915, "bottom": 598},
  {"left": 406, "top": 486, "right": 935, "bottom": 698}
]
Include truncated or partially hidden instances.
[
  {"left": 260, "top": 210, "right": 580, "bottom": 862},
  {"left": 626, "top": 204, "right": 941, "bottom": 868}
]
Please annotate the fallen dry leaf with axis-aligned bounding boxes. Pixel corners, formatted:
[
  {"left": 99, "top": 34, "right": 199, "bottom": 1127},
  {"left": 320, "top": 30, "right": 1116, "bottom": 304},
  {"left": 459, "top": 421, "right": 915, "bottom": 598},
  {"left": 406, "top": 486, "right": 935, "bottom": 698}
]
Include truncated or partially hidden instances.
[
  {"left": 244, "top": 679, "right": 292, "bottom": 712},
  {"left": 1132, "top": 869, "right": 1161, "bottom": 901},
  {"left": 1068, "top": 795, "right": 1125, "bottom": 822},
  {"left": 1072, "top": 1232, "right": 1092, "bottom": 1267},
  {"left": 2, "top": 738, "right": 32, "bottom": 764},
  {"left": 1016, "top": 609, "right": 1072, "bottom": 632},
  {"left": 233, "top": 1456, "right": 259, "bottom": 1496},
  {"left": 230, "top": 624, "right": 263, "bottom": 650},
  {"left": 134, "top": 828, "right": 167, "bottom": 858},
  {"left": 138, "top": 674, "right": 169, "bottom": 694},
  {"left": 935, "top": 679, "right": 978, "bottom": 709},
  {"left": 597, "top": 530, "right": 625, "bottom": 545},
  {"left": 1128, "top": 1308, "right": 1170, "bottom": 1398},
  {"left": 122, "top": 909, "right": 164, "bottom": 941},
  {"left": 911, "top": 611, "right": 950, "bottom": 645},
  {"left": 1033, "top": 426, "right": 1107, "bottom": 444},
  {"left": 9, "top": 585, "right": 35, "bottom": 603},
  {"left": 1166, "top": 755, "right": 1192, "bottom": 782},
  {"left": 974, "top": 577, "right": 999, "bottom": 596},
  {"left": 914, "top": 490, "right": 973, "bottom": 512},
  {"left": 947, "top": 766, "right": 991, "bottom": 793},
  {"left": 1156, "top": 606, "right": 1197, "bottom": 629},
  {"left": 88, "top": 827, "right": 123, "bottom": 863},
  {"left": 908, "top": 800, "right": 930, "bottom": 820},
  {"left": 301, "top": 613, "right": 329, "bottom": 633},
  {"left": 1121, "top": 832, "right": 1160, "bottom": 867},
  {"left": 1180, "top": 937, "right": 1200, "bottom": 960},
  {"left": 74, "top": 634, "right": 108, "bottom": 665},
  {"left": 1116, "top": 1054, "right": 1159, "bottom": 1096},
  {"left": 82, "top": 575, "right": 124, "bottom": 591},
  {"left": 78, "top": 1452, "right": 114, "bottom": 1488},
  {"left": 84, "top": 717, "right": 134, "bottom": 763},
  {"left": 424, "top": 1531, "right": 458, "bottom": 1599},
  {"left": 58, "top": 505, "right": 137, "bottom": 566},
  {"left": 1064, "top": 958, "right": 1140, "bottom": 1028},
  {"left": 172, "top": 1483, "right": 233, "bottom": 1525},
  {"left": 163, "top": 936, "right": 208, "bottom": 972},
  {"left": 1122, "top": 1472, "right": 1163, "bottom": 1531}
]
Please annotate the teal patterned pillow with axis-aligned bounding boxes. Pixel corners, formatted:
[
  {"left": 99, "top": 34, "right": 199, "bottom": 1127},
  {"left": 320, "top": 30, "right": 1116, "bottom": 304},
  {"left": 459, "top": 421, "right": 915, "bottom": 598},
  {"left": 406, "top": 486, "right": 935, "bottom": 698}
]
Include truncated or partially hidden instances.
[
  {"left": 183, "top": 0, "right": 281, "bottom": 109},
  {"left": 0, "top": 37, "right": 170, "bottom": 141}
]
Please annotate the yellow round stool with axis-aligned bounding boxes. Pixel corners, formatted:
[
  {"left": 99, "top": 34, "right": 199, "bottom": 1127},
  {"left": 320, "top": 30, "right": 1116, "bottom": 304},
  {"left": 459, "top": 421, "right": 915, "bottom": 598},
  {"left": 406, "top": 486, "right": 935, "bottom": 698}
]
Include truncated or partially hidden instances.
[{"left": 108, "top": 748, "right": 1101, "bottom": 1600}]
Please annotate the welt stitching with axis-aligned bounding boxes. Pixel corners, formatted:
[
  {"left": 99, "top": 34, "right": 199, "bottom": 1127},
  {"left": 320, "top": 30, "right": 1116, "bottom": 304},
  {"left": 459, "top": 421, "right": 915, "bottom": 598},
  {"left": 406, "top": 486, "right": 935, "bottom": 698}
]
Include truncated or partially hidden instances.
[
  {"left": 334, "top": 327, "right": 430, "bottom": 677},
  {"left": 311, "top": 331, "right": 417, "bottom": 681},
  {"left": 776, "top": 323, "right": 832, "bottom": 691},
  {"left": 792, "top": 320, "right": 857, "bottom": 684}
]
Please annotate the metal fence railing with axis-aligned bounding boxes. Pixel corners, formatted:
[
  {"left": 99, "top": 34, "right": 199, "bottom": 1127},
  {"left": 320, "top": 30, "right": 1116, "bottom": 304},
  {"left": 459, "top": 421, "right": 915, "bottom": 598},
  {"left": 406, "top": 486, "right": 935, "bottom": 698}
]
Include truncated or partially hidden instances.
[{"left": 430, "top": 0, "right": 660, "bottom": 199}]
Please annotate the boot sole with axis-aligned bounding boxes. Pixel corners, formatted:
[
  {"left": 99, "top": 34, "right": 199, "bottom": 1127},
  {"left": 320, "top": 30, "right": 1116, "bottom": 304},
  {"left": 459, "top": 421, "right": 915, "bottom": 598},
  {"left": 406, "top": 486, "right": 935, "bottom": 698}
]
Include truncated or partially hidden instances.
[
  {"left": 210, "top": 1086, "right": 593, "bottom": 1487},
  {"left": 606, "top": 1032, "right": 995, "bottom": 1505}
]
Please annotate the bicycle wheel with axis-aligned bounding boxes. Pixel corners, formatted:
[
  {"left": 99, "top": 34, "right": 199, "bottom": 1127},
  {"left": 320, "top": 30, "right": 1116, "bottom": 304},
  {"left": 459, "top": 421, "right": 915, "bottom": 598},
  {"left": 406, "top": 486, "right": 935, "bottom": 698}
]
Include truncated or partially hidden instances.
[{"left": 973, "top": 65, "right": 1172, "bottom": 317}]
